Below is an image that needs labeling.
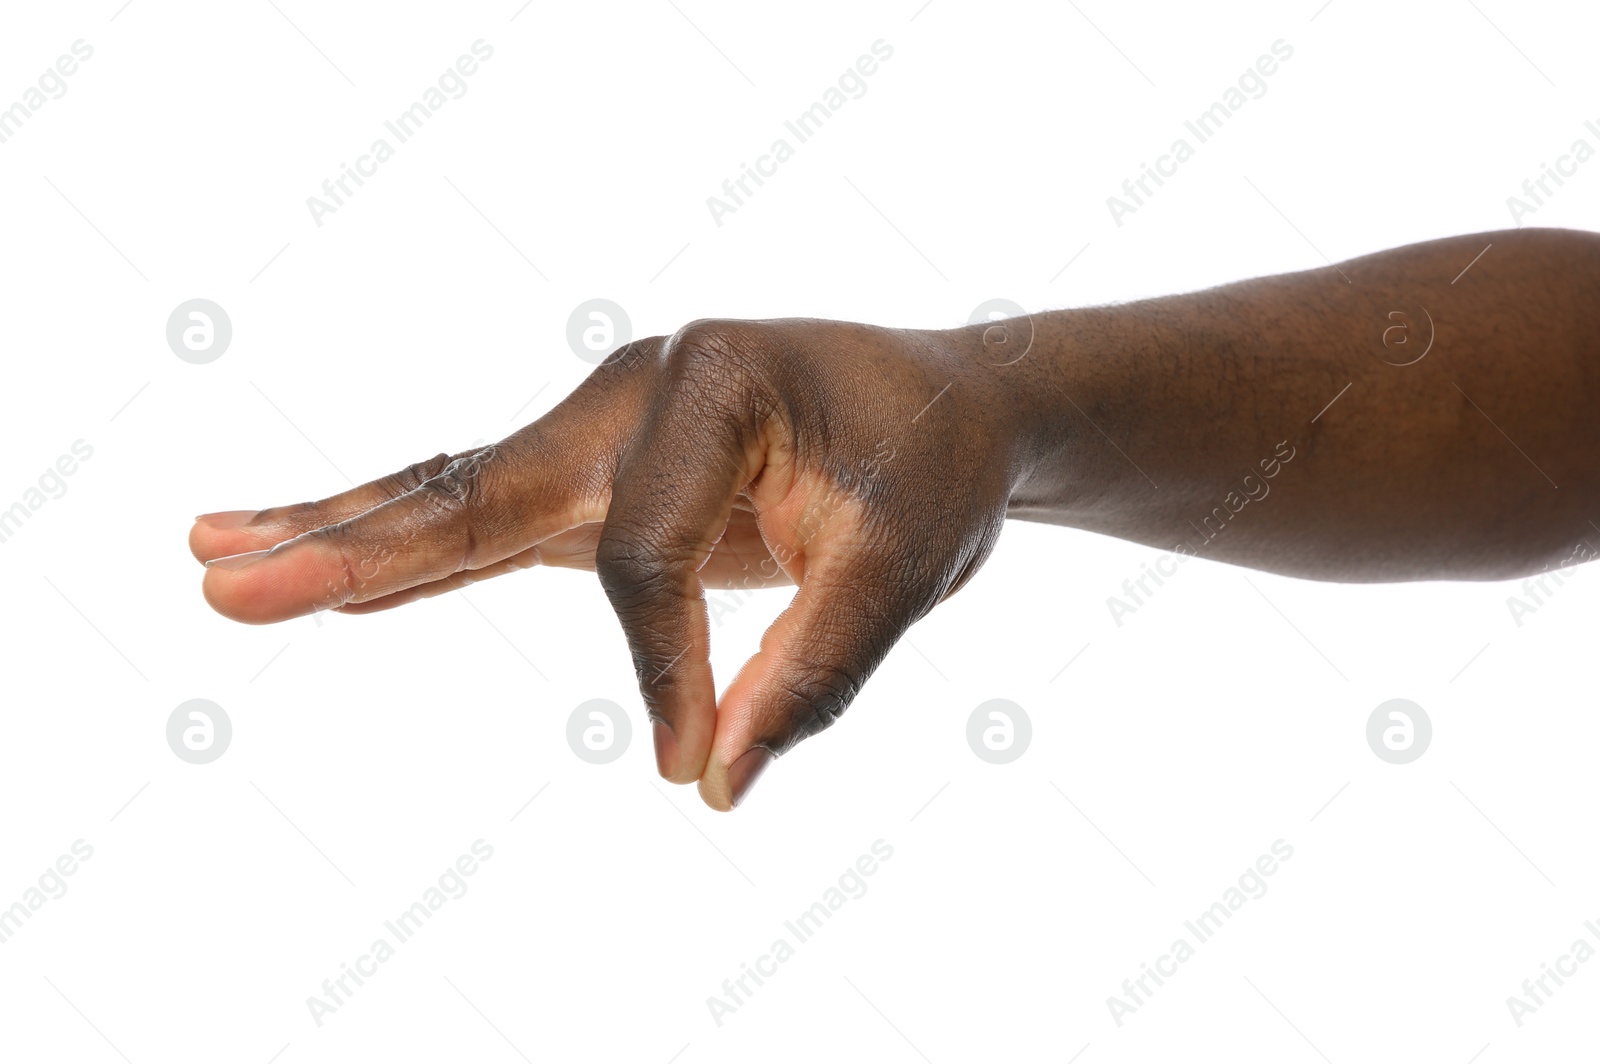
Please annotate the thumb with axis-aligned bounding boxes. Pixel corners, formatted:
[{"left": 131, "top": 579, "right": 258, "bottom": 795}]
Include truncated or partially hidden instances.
[{"left": 698, "top": 552, "right": 936, "bottom": 811}]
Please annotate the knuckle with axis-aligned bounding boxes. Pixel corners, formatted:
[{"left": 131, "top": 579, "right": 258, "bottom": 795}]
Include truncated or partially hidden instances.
[
  {"left": 665, "top": 319, "right": 764, "bottom": 379},
  {"left": 628, "top": 643, "right": 690, "bottom": 708},
  {"left": 416, "top": 444, "right": 502, "bottom": 514},
  {"left": 384, "top": 452, "right": 454, "bottom": 496},
  {"left": 594, "top": 528, "right": 673, "bottom": 608},
  {"left": 779, "top": 666, "right": 864, "bottom": 750},
  {"left": 414, "top": 448, "right": 501, "bottom": 569},
  {"left": 302, "top": 527, "right": 377, "bottom": 603},
  {"left": 598, "top": 333, "right": 666, "bottom": 372},
  {"left": 594, "top": 529, "right": 693, "bottom": 701}
]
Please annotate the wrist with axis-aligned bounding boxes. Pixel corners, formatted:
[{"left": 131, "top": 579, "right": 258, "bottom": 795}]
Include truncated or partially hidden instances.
[{"left": 935, "top": 310, "right": 1113, "bottom": 522}]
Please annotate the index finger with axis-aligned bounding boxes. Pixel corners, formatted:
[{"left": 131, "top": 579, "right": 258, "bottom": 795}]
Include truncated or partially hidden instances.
[{"left": 188, "top": 451, "right": 461, "bottom": 563}]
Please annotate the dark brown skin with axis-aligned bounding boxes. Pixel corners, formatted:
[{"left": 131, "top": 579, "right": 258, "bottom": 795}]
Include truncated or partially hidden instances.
[{"left": 190, "top": 227, "right": 1600, "bottom": 810}]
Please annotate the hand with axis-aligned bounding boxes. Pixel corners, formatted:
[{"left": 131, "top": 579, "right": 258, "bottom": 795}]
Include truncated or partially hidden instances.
[{"left": 190, "top": 318, "right": 1030, "bottom": 809}]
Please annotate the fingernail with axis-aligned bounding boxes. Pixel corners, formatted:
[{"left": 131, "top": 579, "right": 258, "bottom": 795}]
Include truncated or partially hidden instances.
[
  {"left": 728, "top": 748, "right": 773, "bottom": 808},
  {"left": 652, "top": 719, "right": 679, "bottom": 778},
  {"left": 196, "top": 510, "right": 260, "bottom": 528},
  {"left": 204, "top": 548, "right": 274, "bottom": 571}
]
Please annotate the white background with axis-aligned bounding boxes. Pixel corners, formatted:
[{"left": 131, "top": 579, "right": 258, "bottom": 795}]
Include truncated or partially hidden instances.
[{"left": 2, "top": 0, "right": 1598, "bottom": 1060}]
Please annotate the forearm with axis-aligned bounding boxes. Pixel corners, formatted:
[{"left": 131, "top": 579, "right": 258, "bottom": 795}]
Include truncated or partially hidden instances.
[{"left": 996, "top": 227, "right": 1600, "bottom": 581}]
